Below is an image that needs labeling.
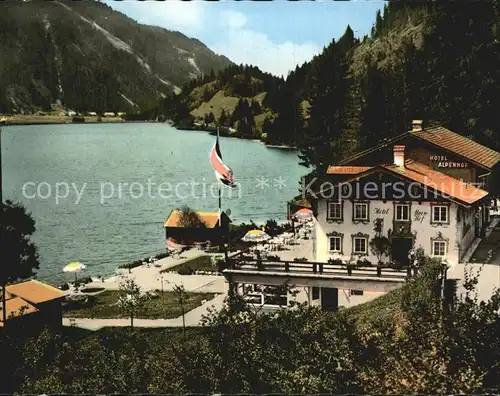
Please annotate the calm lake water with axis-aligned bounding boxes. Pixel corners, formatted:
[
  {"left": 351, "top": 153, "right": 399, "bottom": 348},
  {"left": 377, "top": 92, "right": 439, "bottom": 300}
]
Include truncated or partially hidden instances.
[{"left": 2, "top": 123, "right": 306, "bottom": 283}]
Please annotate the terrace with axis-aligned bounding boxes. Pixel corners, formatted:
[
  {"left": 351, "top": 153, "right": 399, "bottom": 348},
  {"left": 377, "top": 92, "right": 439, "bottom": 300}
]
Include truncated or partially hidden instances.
[{"left": 223, "top": 258, "right": 411, "bottom": 294}]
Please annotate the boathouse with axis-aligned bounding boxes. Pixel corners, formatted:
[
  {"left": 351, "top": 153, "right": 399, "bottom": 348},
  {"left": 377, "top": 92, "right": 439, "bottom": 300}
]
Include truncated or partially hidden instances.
[{"left": 164, "top": 210, "right": 231, "bottom": 246}]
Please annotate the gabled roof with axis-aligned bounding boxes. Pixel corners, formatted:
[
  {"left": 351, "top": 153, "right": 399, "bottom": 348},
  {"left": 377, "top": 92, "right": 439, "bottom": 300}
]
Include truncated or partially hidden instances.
[
  {"left": 338, "top": 126, "right": 500, "bottom": 170},
  {"left": 382, "top": 160, "right": 489, "bottom": 205},
  {"left": 6, "top": 280, "right": 67, "bottom": 305},
  {"left": 164, "top": 210, "right": 230, "bottom": 228},
  {"left": 327, "top": 166, "right": 372, "bottom": 175},
  {"left": 411, "top": 126, "right": 500, "bottom": 169},
  {"left": 309, "top": 160, "right": 489, "bottom": 206},
  {"left": 0, "top": 297, "right": 39, "bottom": 323}
]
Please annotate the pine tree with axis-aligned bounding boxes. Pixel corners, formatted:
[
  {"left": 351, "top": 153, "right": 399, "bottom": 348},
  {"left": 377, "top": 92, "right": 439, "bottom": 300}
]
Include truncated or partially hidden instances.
[
  {"left": 374, "top": 9, "right": 383, "bottom": 38},
  {"left": 250, "top": 99, "right": 261, "bottom": 115}
]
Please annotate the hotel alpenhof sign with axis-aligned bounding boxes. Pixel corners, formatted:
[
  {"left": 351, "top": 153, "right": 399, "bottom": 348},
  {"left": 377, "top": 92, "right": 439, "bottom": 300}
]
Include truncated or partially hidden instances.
[{"left": 429, "top": 155, "right": 468, "bottom": 168}]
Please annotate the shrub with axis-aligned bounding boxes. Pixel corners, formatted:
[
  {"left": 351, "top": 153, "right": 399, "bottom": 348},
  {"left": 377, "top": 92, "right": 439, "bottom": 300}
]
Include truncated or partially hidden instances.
[
  {"left": 163, "top": 256, "right": 214, "bottom": 275},
  {"left": 72, "top": 116, "right": 85, "bottom": 123},
  {"left": 328, "top": 258, "right": 344, "bottom": 266},
  {"left": 59, "top": 283, "right": 69, "bottom": 291},
  {"left": 215, "top": 259, "right": 228, "bottom": 272},
  {"left": 177, "top": 266, "right": 195, "bottom": 275},
  {"left": 369, "top": 235, "right": 391, "bottom": 263},
  {"left": 74, "top": 276, "right": 93, "bottom": 288},
  {"left": 293, "top": 257, "right": 309, "bottom": 262},
  {"left": 118, "top": 259, "right": 143, "bottom": 270},
  {"left": 356, "top": 259, "right": 372, "bottom": 267},
  {"left": 80, "top": 287, "right": 105, "bottom": 293},
  {"left": 266, "top": 255, "right": 281, "bottom": 261},
  {"left": 155, "top": 252, "right": 169, "bottom": 260}
]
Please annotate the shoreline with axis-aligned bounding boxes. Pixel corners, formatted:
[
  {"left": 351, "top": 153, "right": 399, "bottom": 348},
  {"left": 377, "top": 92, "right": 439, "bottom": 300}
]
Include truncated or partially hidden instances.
[
  {"left": 4, "top": 118, "right": 297, "bottom": 150},
  {"left": 265, "top": 144, "right": 298, "bottom": 150},
  {"left": 2, "top": 115, "right": 129, "bottom": 126}
]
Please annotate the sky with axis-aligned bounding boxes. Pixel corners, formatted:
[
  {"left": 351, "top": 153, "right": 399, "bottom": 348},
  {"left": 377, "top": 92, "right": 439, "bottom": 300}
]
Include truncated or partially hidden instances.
[{"left": 105, "top": 0, "right": 384, "bottom": 77}]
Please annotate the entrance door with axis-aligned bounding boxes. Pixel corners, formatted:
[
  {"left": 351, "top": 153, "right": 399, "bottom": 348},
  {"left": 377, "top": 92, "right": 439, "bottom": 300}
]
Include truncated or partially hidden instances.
[
  {"left": 321, "top": 287, "right": 338, "bottom": 311},
  {"left": 391, "top": 237, "right": 413, "bottom": 266}
]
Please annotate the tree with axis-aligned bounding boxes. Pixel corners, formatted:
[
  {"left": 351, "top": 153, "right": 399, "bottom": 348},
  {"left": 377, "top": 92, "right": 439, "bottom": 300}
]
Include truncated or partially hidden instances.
[
  {"left": 369, "top": 218, "right": 391, "bottom": 264},
  {"left": 357, "top": 262, "right": 500, "bottom": 393},
  {"left": 117, "top": 277, "right": 149, "bottom": 329},
  {"left": 177, "top": 206, "right": 206, "bottom": 228},
  {"left": 207, "top": 112, "right": 215, "bottom": 124},
  {"left": 172, "top": 283, "right": 188, "bottom": 342},
  {"left": 218, "top": 109, "right": 228, "bottom": 127},
  {"left": 0, "top": 200, "right": 40, "bottom": 323},
  {"left": 373, "top": 9, "right": 383, "bottom": 38},
  {"left": 369, "top": 236, "right": 391, "bottom": 264},
  {"left": 250, "top": 99, "right": 261, "bottom": 115}
]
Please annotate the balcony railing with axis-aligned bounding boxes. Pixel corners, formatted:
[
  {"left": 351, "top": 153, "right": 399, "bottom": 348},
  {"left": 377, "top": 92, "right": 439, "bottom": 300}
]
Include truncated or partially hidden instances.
[{"left": 227, "top": 259, "right": 413, "bottom": 280}]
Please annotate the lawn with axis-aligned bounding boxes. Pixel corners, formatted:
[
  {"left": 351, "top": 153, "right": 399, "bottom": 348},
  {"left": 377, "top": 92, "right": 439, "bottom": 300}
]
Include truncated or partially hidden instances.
[
  {"left": 161, "top": 255, "right": 216, "bottom": 275},
  {"left": 63, "top": 290, "right": 216, "bottom": 319}
]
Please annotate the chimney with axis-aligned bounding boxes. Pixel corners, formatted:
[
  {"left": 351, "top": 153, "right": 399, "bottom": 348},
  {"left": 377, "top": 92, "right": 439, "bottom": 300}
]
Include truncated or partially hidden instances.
[
  {"left": 412, "top": 119, "right": 423, "bottom": 132},
  {"left": 394, "top": 145, "right": 405, "bottom": 167}
]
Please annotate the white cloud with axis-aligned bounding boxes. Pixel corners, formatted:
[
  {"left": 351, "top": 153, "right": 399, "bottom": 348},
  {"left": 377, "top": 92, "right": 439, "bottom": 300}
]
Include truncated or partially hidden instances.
[
  {"left": 221, "top": 10, "right": 247, "bottom": 29},
  {"left": 212, "top": 11, "right": 320, "bottom": 77},
  {"left": 106, "top": 2, "right": 321, "bottom": 77},
  {"left": 119, "top": 1, "right": 207, "bottom": 37}
]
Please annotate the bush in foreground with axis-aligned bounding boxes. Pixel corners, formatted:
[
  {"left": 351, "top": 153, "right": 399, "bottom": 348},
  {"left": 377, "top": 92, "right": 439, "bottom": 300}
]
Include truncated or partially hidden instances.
[{"left": 3, "top": 260, "right": 499, "bottom": 394}]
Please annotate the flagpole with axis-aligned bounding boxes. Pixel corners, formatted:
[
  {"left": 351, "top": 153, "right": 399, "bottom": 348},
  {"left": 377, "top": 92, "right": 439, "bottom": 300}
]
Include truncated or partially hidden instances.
[
  {"left": 217, "top": 126, "right": 222, "bottom": 228},
  {"left": 216, "top": 127, "right": 228, "bottom": 262}
]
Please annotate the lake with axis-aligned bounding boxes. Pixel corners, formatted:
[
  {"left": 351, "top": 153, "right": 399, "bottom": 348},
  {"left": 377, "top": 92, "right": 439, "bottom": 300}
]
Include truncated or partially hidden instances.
[{"left": 1, "top": 123, "right": 307, "bottom": 283}]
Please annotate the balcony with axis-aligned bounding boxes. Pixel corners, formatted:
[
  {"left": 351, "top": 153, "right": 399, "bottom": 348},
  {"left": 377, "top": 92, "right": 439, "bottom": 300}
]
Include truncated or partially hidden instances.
[{"left": 223, "top": 259, "right": 411, "bottom": 293}]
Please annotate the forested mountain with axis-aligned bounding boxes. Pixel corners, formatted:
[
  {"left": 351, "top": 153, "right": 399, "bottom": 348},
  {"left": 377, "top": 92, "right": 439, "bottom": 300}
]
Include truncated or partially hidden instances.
[
  {"left": 0, "top": 0, "right": 232, "bottom": 114},
  {"left": 157, "top": 64, "right": 284, "bottom": 138},
  {"left": 161, "top": 2, "right": 500, "bottom": 173}
]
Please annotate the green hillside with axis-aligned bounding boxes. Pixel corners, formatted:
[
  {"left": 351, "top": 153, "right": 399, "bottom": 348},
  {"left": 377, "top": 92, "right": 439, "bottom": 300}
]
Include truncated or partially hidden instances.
[{"left": 158, "top": 65, "right": 284, "bottom": 139}]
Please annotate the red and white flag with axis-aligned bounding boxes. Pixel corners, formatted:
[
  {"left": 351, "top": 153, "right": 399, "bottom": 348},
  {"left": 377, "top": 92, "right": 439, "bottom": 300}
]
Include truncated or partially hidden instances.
[{"left": 209, "top": 133, "right": 235, "bottom": 187}]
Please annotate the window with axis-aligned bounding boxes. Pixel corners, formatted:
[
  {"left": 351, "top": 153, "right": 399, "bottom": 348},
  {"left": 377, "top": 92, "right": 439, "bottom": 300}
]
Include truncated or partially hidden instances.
[
  {"left": 353, "top": 237, "right": 368, "bottom": 254},
  {"left": 327, "top": 202, "right": 342, "bottom": 220},
  {"left": 241, "top": 284, "right": 287, "bottom": 306},
  {"left": 262, "top": 285, "right": 287, "bottom": 306},
  {"left": 312, "top": 287, "right": 320, "bottom": 300},
  {"left": 350, "top": 290, "right": 364, "bottom": 296},
  {"left": 432, "top": 205, "right": 449, "bottom": 223},
  {"left": 241, "top": 284, "right": 264, "bottom": 305},
  {"left": 354, "top": 203, "right": 368, "bottom": 220},
  {"left": 432, "top": 240, "right": 447, "bottom": 257},
  {"left": 395, "top": 204, "right": 410, "bottom": 221},
  {"left": 329, "top": 236, "right": 342, "bottom": 252}
]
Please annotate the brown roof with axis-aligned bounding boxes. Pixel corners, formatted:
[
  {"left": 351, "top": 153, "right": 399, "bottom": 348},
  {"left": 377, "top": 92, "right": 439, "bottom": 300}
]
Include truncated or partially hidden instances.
[
  {"left": 411, "top": 126, "right": 500, "bottom": 169},
  {"left": 6, "top": 280, "right": 67, "bottom": 304},
  {"left": 310, "top": 160, "right": 488, "bottom": 206},
  {"left": 338, "top": 126, "right": 500, "bottom": 170},
  {"left": 327, "top": 166, "right": 372, "bottom": 175},
  {"left": 0, "top": 297, "right": 39, "bottom": 322},
  {"left": 164, "top": 210, "right": 228, "bottom": 228},
  {"left": 382, "top": 160, "right": 489, "bottom": 205}
]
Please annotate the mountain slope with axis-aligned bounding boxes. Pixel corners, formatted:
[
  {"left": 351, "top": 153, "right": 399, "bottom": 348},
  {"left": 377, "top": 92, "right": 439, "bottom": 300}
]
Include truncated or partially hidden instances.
[
  {"left": 0, "top": 0, "right": 232, "bottom": 114},
  {"left": 158, "top": 65, "right": 284, "bottom": 138}
]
